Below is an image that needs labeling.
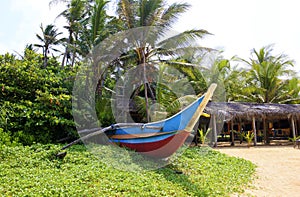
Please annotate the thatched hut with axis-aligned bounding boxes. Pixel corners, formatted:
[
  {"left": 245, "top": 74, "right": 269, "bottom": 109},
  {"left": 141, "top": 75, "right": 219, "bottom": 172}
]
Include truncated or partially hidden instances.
[{"left": 203, "top": 102, "right": 300, "bottom": 146}]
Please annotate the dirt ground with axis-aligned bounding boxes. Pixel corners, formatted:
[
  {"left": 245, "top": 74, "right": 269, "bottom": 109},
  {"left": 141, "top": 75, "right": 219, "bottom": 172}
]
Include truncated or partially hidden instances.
[{"left": 217, "top": 145, "right": 300, "bottom": 197}]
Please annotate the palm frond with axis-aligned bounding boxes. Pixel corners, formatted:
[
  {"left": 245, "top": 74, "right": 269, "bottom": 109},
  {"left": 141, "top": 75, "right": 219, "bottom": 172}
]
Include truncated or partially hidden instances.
[
  {"left": 158, "top": 29, "right": 212, "bottom": 50},
  {"left": 160, "top": 2, "right": 190, "bottom": 30},
  {"left": 118, "top": 0, "right": 136, "bottom": 28},
  {"left": 139, "top": 0, "right": 163, "bottom": 26},
  {"left": 91, "top": 0, "right": 108, "bottom": 43},
  {"left": 154, "top": 46, "right": 213, "bottom": 59}
]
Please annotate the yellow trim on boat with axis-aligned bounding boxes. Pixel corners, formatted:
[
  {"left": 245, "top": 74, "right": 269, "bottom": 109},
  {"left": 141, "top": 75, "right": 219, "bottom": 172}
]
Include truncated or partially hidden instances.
[{"left": 201, "top": 113, "right": 211, "bottom": 118}]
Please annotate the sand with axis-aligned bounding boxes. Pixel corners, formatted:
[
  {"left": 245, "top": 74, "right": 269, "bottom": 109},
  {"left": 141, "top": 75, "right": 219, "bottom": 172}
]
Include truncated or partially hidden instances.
[{"left": 217, "top": 146, "right": 300, "bottom": 197}]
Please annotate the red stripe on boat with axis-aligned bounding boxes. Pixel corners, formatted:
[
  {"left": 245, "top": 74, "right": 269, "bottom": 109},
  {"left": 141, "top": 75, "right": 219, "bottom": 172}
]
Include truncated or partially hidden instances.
[{"left": 119, "top": 130, "right": 190, "bottom": 158}]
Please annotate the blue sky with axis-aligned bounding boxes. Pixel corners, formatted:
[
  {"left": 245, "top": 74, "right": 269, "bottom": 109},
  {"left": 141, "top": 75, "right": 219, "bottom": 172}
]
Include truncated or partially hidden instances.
[
  {"left": 0, "top": 0, "right": 65, "bottom": 54},
  {"left": 0, "top": 0, "right": 299, "bottom": 73}
]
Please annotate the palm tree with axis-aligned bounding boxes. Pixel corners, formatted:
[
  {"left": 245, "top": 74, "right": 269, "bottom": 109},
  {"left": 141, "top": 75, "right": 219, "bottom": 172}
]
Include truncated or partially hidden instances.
[
  {"left": 111, "top": 0, "right": 212, "bottom": 122},
  {"left": 34, "top": 24, "right": 63, "bottom": 68},
  {"left": 53, "top": 0, "right": 115, "bottom": 66},
  {"left": 79, "top": 0, "right": 110, "bottom": 55},
  {"left": 118, "top": 0, "right": 188, "bottom": 29},
  {"left": 56, "top": 0, "right": 86, "bottom": 67},
  {"left": 116, "top": 0, "right": 211, "bottom": 66},
  {"left": 239, "top": 45, "right": 295, "bottom": 103},
  {"left": 194, "top": 52, "right": 246, "bottom": 102}
]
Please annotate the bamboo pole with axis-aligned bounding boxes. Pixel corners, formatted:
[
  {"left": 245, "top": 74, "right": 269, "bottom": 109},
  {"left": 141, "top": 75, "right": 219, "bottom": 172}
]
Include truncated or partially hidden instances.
[
  {"left": 212, "top": 114, "right": 218, "bottom": 147},
  {"left": 263, "top": 117, "right": 267, "bottom": 144},
  {"left": 252, "top": 116, "right": 257, "bottom": 146},
  {"left": 296, "top": 118, "right": 298, "bottom": 136},
  {"left": 238, "top": 120, "right": 242, "bottom": 144},
  {"left": 231, "top": 119, "right": 234, "bottom": 146},
  {"left": 291, "top": 117, "right": 296, "bottom": 139}
]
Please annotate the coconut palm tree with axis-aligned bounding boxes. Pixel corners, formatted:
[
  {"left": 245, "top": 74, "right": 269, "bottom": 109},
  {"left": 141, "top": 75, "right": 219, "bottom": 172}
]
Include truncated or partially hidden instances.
[
  {"left": 196, "top": 52, "right": 246, "bottom": 102},
  {"left": 56, "top": 0, "right": 86, "bottom": 67},
  {"left": 239, "top": 45, "right": 295, "bottom": 103},
  {"left": 34, "top": 24, "right": 63, "bottom": 68},
  {"left": 113, "top": 0, "right": 212, "bottom": 121},
  {"left": 53, "top": 0, "right": 114, "bottom": 66},
  {"left": 79, "top": 0, "right": 110, "bottom": 55},
  {"left": 116, "top": 0, "right": 211, "bottom": 68}
]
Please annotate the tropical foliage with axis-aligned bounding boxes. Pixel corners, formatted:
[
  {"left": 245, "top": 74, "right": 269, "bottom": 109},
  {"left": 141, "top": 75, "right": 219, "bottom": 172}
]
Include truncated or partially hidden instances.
[
  {"left": 0, "top": 51, "right": 77, "bottom": 145},
  {"left": 238, "top": 45, "right": 299, "bottom": 103},
  {"left": 199, "top": 54, "right": 245, "bottom": 102},
  {"left": 109, "top": 0, "right": 211, "bottom": 121}
]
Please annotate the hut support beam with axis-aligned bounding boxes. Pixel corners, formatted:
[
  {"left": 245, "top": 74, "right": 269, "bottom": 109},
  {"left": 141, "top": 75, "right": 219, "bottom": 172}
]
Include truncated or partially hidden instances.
[
  {"left": 231, "top": 120, "right": 234, "bottom": 146},
  {"left": 252, "top": 117, "right": 257, "bottom": 146},
  {"left": 212, "top": 115, "right": 218, "bottom": 147},
  {"left": 291, "top": 117, "right": 296, "bottom": 139},
  {"left": 295, "top": 119, "right": 298, "bottom": 136},
  {"left": 263, "top": 118, "right": 269, "bottom": 144}
]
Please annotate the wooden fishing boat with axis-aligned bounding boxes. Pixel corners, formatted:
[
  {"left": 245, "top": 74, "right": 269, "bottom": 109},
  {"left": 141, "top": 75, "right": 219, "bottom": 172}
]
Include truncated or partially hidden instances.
[{"left": 61, "top": 84, "right": 216, "bottom": 158}]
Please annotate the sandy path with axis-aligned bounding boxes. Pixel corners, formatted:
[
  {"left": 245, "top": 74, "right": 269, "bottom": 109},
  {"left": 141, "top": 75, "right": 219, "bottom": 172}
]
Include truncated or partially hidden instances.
[{"left": 217, "top": 146, "right": 300, "bottom": 197}]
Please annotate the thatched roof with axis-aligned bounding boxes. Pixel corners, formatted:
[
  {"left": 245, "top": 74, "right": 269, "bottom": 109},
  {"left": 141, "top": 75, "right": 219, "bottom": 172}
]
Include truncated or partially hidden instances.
[{"left": 204, "top": 102, "right": 300, "bottom": 121}]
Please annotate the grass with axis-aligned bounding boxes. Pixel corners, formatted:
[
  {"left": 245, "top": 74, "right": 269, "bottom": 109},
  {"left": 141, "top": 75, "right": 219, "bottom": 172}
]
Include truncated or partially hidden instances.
[{"left": 0, "top": 144, "right": 256, "bottom": 196}]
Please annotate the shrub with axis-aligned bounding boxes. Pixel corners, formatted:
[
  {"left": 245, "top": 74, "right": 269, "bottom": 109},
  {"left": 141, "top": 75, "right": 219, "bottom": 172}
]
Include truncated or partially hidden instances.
[
  {"left": 0, "top": 128, "right": 18, "bottom": 146},
  {"left": 0, "top": 52, "right": 77, "bottom": 144}
]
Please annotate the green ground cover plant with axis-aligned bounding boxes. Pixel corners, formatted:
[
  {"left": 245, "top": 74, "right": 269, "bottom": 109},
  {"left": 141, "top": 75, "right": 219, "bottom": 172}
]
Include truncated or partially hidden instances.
[{"left": 0, "top": 144, "right": 256, "bottom": 196}]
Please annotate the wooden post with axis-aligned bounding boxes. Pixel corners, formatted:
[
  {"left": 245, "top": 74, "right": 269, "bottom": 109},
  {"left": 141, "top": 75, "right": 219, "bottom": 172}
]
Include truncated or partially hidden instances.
[
  {"left": 231, "top": 119, "right": 235, "bottom": 146},
  {"left": 238, "top": 120, "right": 243, "bottom": 144},
  {"left": 263, "top": 117, "right": 268, "bottom": 144},
  {"left": 296, "top": 118, "right": 298, "bottom": 136},
  {"left": 295, "top": 118, "right": 298, "bottom": 136},
  {"left": 212, "top": 114, "right": 218, "bottom": 147},
  {"left": 252, "top": 116, "right": 257, "bottom": 146},
  {"left": 227, "top": 123, "right": 230, "bottom": 134},
  {"left": 291, "top": 117, "right": 296, "bottom": 139}
]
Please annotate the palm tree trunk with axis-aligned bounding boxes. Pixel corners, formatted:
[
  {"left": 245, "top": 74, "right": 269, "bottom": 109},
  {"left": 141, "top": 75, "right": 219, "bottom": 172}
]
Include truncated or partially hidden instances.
[
  {"left": 43, "top": 50, "right": 48, "bottom": 68},
  {"left": 71, "top": 33, "right": 78, "bottom": 67},
  {"left": 71, "top": 51, "right": 76, "bottom": 67},
  {"left": 143, "top": 64, "right": 150, "bottom": 122},
  {"left": 61, "top": 47, "right": 68, "bottom": 68},
  {"left": 61, "top": 34, "right": 72, "bottom": 68}
]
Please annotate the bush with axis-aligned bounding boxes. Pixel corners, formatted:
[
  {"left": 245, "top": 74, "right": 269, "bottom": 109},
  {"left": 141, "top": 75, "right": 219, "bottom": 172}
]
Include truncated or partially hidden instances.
[
  {"left": 0, "top": 52, "right": 77, "bottom": 144},
  {"left": 0, "top": 128, "right": 19, "bottom": 146}
]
